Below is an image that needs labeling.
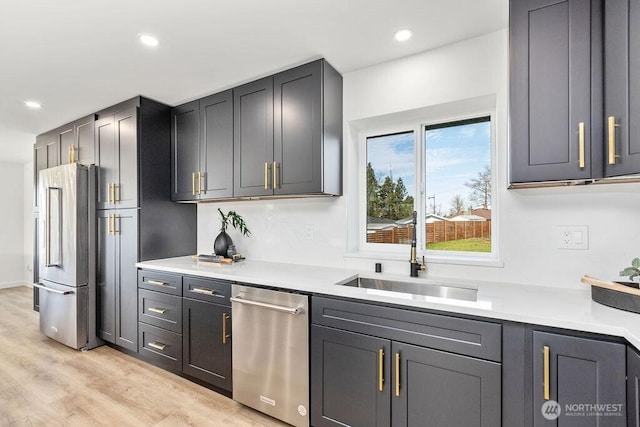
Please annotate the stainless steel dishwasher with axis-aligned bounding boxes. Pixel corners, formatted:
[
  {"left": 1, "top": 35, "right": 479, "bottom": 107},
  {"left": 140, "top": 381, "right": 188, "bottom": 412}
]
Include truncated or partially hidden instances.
[{"left": 231, "top": 284, "right": 309, "bottom": 427}]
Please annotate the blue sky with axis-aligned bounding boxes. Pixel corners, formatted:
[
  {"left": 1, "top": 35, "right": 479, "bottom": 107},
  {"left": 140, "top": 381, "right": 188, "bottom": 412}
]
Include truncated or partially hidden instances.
[{"left": 367, "top": 120, "right": 491, "bottom": 215}]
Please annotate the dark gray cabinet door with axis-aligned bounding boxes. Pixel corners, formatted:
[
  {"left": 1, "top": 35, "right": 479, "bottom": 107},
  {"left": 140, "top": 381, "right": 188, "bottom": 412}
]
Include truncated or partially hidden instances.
[
  {"left": 392, "top": 342, "right": 501, "bottom": 427},
  {"left": 57, "top": 124, "right": 75, "bottom": 166},
  {"left": 97, "top": 211, "right": 116, "bottom": 343},
  {"left": 274, "top": 61, "right": 321, "bottom": 195},
  {"left": 628, "top": 346, "right": 640, "bottom": 427},
  {"left": 311, "top": 325, "right": 391, "bottom": 427},
  {"left": 233, "top": 76, "right": 274, "bottom": 197},
  {"left": 510, "top": 0, "right": 600, "bottom": 183},
  {"left": 34, "top": 131, "right": 59, "bottom": 208},
  {"left": 115, "top": 108, "right": 138, "bottom": 209},
  {"left": 74, "top": 115, "right": 95, "bottom": 165},
  {"left": 201, "top": 90, "right": 233, "bottom": 200},
  {"left": 604, "top": 0, "right": 640, "bottom": 177},
  {"left": 95, "top": 116, "right": 116, "bottom": 210},
  {"left": 171, "top": 101, "right": 199, "bottom": 201},
  {"left": 182, "top": 298, "right": 232, "bottom": 391},
  {"left": 532, "top": 331, "right": 626, "bottom": 426},
  {"left": 115, "top": 209, "right": 138, "bottom": 352}
]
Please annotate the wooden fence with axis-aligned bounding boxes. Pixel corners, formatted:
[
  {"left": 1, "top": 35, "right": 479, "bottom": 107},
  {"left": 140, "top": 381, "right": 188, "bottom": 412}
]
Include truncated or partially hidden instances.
[{"left": 367, "top": 220, "right": 491, "bottom": 244}]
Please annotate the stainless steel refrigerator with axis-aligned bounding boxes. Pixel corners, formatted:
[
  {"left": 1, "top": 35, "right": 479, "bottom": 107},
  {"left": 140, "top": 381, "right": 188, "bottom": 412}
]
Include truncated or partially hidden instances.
[{"left": 35, "top": 163, "right": 101, "bottom": 350}]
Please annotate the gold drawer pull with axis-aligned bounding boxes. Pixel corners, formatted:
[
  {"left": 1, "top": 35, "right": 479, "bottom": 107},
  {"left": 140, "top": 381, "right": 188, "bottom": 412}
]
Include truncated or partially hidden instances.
[
  {"left": 543, "top": 345, "right": 550, "bottom": 400},
  {"left": 191, "top": 288, "right": 215, "bottom": 295},
  {"left": 608, "top": 116, "right": 620, "bottom": 165},
  {"left": 578, "top": 122, "right": 585, "bottom": 169},
  {"left": 148, "top": 341, "right": 166, "bottom": 351},
  {"left": 148, "top": 307, "right": 167, "bottom": 315},
  {"left": 264, "top": 162, "right": 269, "bottom": 190},
  {"left": 222, "top": 313, "right": 230, "bottom": 344},
  {"left": 378, "top": 349, "right": 384, "bottom": 391},
  {"left": 146, "top": 280, "right": 168, "bottom": 287},
  {"left": 273, "top": 161, "right": 278, "bottom": 189},
  {"left": 395, "top": 352, "right": 401, "bottom": 397}
]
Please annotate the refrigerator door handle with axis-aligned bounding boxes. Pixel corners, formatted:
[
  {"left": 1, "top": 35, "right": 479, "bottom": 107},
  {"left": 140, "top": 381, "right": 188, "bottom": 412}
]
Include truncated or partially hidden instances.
[
  {"left": 44, "top": 187, "right": 63, "bottom": 267},
  {"left": 33, "top": 282, "right": 75, "bottom": 296}
]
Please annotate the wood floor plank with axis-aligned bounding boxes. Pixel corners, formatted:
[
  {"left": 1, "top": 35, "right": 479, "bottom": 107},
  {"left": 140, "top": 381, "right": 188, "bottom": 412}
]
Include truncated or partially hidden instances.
[{"left": 0, "top": 286, "right": 287, "bottom": 427}]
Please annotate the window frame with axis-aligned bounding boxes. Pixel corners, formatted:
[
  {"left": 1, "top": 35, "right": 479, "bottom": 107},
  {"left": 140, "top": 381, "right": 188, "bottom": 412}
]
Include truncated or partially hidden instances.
[{"left": 358, "top": 110, "right": 499, "bottom": 262}]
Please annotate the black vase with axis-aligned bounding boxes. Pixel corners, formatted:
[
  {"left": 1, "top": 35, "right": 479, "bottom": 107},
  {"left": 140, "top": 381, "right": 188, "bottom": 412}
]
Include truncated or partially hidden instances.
[{"left": 214, "top": 231, "right": 233, "bottom": 256}]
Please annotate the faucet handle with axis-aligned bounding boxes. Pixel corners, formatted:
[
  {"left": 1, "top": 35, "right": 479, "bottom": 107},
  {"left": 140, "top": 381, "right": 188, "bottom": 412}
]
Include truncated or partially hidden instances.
[{"left": 421, "top": 256, "right": 426, "bottom": 271}]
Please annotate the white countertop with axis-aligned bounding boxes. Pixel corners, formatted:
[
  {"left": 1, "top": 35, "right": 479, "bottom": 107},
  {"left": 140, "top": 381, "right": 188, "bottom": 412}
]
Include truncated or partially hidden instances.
[{"left": 136, "top": 256, "right": 640, "bottom": 350}]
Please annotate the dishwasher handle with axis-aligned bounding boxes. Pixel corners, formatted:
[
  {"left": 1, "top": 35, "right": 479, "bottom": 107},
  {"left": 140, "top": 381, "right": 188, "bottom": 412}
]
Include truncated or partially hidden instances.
[{"left": 230, "top": 296, "right": 304, "bottom": 315}]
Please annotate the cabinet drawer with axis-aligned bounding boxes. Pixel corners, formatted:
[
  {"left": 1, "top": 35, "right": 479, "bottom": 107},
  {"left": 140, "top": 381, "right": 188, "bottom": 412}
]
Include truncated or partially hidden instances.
[
  {"left": 139, "top": 322, "right": 182, "bottom": 371},
  {"left": 138, "top": 289, "right": 182, "bottom": 333},
  {"left": 312, "top": 296, "right": 502, "bottom": 362},
  {"left": 183, "top": 276, "right": 231, "bottom": 306},
  {"left": 138, "top": 270, "right": 182, "bottom": 296}
]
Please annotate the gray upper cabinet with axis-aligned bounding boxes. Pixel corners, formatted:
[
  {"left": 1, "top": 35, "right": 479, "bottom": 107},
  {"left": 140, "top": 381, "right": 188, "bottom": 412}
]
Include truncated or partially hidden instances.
[
  {"left": 604, "top": 0, "right": 640, "bottom": 177},
  {"left": 510, "top": 0, "right": 602, "bottom": 184},
  {"left": 171, "top": 91, "right": 233, "bottom": 202},
  {"left": 510, "top": 0, "right": 640, "bottom": 185},
  {"left": 171, "top": 101, "right": 200, "bottom": 202},
  {"left": 233, "top": 76, "right": 275, "bottom": 198},
  {"left": 34, "top": 114, "right": 96, "bottom": 208},
  {"left": 234, "top": 59, "right": 342, "bottom": 198},
  {"left": 274, "top": 60, "right": 342, "bottom": 196},
  {"left": 532, "top": 331, "right": 626, "bottom": 426},
  {"left": 95, "top": 107, "right": 138, "bottom": 210}
]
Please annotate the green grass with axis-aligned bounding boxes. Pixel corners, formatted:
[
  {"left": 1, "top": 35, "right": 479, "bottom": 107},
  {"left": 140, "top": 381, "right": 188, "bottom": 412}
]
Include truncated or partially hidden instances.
[{"left": 426, "top": 238, "right": 491, "bottom": 252}]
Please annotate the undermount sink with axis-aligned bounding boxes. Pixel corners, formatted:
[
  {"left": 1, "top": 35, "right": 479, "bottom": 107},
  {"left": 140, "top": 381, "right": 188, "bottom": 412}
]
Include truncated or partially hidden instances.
[{"left": 344, "top": 277, "right": 478, "bottom": 302}]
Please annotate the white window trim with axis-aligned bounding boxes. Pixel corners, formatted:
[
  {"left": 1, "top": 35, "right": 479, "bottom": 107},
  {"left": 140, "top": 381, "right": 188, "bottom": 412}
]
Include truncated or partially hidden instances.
[{"left": 354, "top": 101, "right": 501, "bottom": 266}]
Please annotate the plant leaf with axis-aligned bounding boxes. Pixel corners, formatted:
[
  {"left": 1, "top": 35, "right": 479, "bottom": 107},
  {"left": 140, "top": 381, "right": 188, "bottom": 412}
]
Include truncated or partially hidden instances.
[
  {"left": 633, "top": 257, "right": 640, "bottom": 268},
  {"left": 621, "top": 267, "right": 639, "bottom": 277}
]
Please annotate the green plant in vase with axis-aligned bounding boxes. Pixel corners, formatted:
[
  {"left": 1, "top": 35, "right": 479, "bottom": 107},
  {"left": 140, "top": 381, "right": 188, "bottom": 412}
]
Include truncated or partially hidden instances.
[{"left": 214, "top": 208, "right": 250, "bottom": 256}]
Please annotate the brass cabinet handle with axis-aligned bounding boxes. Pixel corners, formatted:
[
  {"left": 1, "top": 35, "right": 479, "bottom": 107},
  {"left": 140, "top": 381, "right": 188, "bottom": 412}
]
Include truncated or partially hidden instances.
[
  {"left": 113, "top": 184, "right": 119, "bottom": 203},
  {"left": 378, "top": 349, "right": 384, "bottom": 391},
  {"left": 112, "top": 215, "right": 119, "bottom": 234},
  {"left": 608, "top": 116, "right": 620, "bottom": 165},
  {"left": 192, "top": 172, "right": 196, "bottom": 195},
  {"left": 145, "top": 280, "right": 168, "bottom": 287},
  {"left": 264, "top": 162, "right": 269, "bottom": 190},
  {"left": 222, "top": 313, "right": 230, "bottom": 344},
  {"left": 148, "top": 307, "right": 167, "bottom": 315},
  {"left": 273, "top": 161, "right": 278, "bottom": 189},
  {"left": 199, "top": 172, "right": 205, "bottom": 194},
  {"left": 578, "top": 122, "right": 585, "bottom": 169},
  {"left": 70, "top": 146, "right": 76, "bottom": 163},
  {"left": 395, "top": 352, "right": 400, "bottom": 397},
  {"left": 191, "top": 288, "right": 215, "bottom": 295},
  {"left": 543, "top": 345, "right": 550, "bottom": 400},
  {"left": 148, "top": 341, "right": 166, "bottom": 351}
]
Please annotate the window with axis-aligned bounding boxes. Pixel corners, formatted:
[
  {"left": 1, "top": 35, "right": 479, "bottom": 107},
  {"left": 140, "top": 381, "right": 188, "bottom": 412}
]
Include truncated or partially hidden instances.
[{"left": 363, "top": 115, "right": 494, "bottom": 256}]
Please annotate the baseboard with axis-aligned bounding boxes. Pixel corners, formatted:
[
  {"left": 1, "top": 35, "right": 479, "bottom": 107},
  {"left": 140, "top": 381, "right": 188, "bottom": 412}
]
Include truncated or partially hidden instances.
[{"left": 0, "top": 282, "right": 29, "bottom": 289}]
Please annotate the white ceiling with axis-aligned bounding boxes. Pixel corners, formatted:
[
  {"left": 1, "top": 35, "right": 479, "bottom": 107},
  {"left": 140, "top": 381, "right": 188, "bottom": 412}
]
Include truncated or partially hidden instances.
[{"left": 0, "top": 0, "right": 507, "bottom": 164}]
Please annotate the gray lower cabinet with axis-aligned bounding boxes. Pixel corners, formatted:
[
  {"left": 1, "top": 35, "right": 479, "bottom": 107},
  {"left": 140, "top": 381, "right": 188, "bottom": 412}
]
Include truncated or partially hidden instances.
[
  {"left": 532, "top": 331, "right": 626, "bottom": 427},
  {"left": 98, "top": 209, "right": 138, "bottom": 352},
  {"left": 628, "top": 346, "right": 640, "bottom": 427},
  {"left": 311, "top": 296, "right": 502, "bottom": 427},
  {"left": 311, "top": 325, "right": 391, "bottom": 426},
  {"left": 136, "top": 270, "right": 233, "bottom": 392}
]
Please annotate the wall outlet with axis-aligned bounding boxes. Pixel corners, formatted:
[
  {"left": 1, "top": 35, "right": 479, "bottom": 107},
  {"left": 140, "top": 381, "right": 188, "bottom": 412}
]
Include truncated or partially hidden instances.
[
  {"left": 556, "top": 225, "right": 589, "bottom": 250},
  {"left": 303, "top": 224, "right": 314, "bottom": 241}
]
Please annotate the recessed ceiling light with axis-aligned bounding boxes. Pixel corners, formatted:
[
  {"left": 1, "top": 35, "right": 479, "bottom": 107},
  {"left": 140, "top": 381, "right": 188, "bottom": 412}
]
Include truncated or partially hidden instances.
[
  {"left": 25, "top": 101, "right": 42, "bottom": 109},
  {"left": 394, "top": 29, "right": 413, "bottom": 42},
  {"left": 139, "top": 34, "right": 159, "bottom": 47}
]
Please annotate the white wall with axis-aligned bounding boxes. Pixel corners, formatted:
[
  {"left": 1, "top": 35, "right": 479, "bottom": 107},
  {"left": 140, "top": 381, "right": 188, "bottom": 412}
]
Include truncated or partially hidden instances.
[
  {"left": 24, "top": 161, "right": 34, "bottom": 285},
  {"left": 0, "top": 162, "right": 27, "bottom": 287},
  {"left": 197, "top": 29, "right": 640, "bottom": 289}
]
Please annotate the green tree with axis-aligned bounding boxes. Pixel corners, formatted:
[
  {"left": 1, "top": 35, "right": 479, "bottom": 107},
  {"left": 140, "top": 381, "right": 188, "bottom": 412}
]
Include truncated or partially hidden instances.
[
  {"left": 378, "top": 176, "right": 396, "bottom": 219},
  {"left": 465, "top": 166, "right": 491, "bottom": 209},
  {"left": 366, "top": 162, "right": 380, "bottom": 217}
]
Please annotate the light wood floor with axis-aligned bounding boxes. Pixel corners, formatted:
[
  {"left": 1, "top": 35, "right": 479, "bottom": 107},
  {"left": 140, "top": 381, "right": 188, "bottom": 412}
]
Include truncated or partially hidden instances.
[{"left": 0, "top": 286, "right": 287, "bottom": 426}]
